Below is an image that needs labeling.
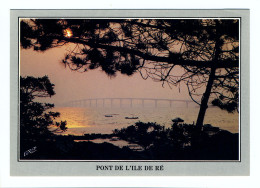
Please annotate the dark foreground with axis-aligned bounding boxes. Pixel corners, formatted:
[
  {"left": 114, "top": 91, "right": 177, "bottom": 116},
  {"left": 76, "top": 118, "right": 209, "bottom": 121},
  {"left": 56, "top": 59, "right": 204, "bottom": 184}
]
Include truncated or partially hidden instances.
[{"left": 20, "top": 123, "right": 239, "bottom": 160}]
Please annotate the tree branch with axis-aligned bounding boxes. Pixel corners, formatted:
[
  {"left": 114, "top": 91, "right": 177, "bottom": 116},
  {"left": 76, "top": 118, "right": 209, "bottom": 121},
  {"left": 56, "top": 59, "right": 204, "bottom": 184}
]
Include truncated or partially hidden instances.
[{"left": 55, "top": 36, "right": 239, "bottom": 68}]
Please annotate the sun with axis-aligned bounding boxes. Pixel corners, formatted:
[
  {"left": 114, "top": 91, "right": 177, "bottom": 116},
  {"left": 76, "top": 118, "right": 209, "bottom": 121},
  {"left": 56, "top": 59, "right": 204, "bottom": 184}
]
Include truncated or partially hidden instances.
[{"left": 63, "top": 28, "right": 73, "bottom": 38}]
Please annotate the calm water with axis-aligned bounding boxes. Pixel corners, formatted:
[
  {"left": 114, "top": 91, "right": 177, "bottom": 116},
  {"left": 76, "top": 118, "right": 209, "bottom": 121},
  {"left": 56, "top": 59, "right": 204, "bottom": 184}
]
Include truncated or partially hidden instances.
[{"left": 53, "top": 105, "right": 239, "bottom": 135}]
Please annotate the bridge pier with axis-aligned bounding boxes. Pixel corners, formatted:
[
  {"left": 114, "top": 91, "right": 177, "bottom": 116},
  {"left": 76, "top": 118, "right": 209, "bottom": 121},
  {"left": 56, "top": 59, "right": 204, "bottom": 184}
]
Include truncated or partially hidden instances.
[
  {"left": 111, "top": 99, "right": 114, "bottom": 108},
  {"left": 130, "top": 99, "right": 133, "bottom": 108},
  {"left": 120, "top": 99, "right": 122, "bottom": 108}
]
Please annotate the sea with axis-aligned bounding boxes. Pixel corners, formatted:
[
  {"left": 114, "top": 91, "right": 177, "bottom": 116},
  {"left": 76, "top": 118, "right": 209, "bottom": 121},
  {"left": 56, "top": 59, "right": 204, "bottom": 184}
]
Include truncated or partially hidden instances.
[{"left": 53, "top": 103, "right": 239, "bottom": 136}]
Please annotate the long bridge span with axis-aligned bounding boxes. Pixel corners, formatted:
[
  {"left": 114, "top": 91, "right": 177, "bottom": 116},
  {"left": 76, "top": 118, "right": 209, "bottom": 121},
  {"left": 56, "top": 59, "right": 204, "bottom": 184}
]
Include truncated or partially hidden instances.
[{"left": 61, "top": 98, "right": 194, "bottom": 108}]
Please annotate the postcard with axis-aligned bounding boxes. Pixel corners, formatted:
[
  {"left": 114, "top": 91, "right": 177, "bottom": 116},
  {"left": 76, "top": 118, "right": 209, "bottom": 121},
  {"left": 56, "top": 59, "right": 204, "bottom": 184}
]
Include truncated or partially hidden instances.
[{"left": 10, "top": 9, "right": 250, "bottom": 176}]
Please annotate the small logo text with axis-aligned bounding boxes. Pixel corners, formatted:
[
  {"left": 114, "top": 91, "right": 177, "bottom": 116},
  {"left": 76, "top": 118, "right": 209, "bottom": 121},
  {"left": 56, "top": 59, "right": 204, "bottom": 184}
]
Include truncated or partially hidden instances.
[{"left": 24, "top": 146, "right": 37, "bottom": 157}]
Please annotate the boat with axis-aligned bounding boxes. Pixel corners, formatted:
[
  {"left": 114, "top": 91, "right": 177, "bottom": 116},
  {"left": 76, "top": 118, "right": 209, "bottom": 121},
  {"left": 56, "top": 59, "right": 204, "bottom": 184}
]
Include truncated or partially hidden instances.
[
  {"left": 105, "top": 115, "right": 113, "bottom": 117},
  {"left": 125, "top": 117, "right": 139, "bottom": 119}
]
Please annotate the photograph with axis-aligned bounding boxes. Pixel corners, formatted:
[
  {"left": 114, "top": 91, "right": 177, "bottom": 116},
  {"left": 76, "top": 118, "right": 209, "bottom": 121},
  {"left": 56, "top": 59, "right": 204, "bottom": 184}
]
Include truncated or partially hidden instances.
[{"left": 19, "top": 18, "right": 240, "bottom": 161}]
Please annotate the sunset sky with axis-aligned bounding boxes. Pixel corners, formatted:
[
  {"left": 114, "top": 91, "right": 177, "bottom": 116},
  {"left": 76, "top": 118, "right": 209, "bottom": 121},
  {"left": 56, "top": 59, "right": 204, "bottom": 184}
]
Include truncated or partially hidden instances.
[{"left": 20, "top": 44, "right": 192, "bottom": 106}]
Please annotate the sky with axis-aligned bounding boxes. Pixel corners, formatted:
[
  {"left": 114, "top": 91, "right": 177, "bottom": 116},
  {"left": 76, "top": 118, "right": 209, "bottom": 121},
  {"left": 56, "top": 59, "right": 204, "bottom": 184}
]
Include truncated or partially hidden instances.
[{"left": 20, "top": 44, "right": 191, "bottom": 106}]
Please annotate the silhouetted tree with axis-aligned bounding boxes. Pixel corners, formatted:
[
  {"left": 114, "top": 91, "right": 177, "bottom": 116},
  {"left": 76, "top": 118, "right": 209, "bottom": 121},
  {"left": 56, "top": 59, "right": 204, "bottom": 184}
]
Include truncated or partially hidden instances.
[
  {"left": 114, "top": 122, "right": 165, "bottom": 150},
  {"left": 20, "top": 19, "right": 239, "bottom": 128},
  {"left": 20, "top": 76, "right": 67, "bottom": 140}
]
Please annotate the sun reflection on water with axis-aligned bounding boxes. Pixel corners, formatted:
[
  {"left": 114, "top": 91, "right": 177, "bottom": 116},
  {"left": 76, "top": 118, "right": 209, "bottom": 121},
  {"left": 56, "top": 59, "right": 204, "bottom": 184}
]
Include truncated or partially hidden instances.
[{"left": 54, "top": 107, "right": 89, "bottom": 132}]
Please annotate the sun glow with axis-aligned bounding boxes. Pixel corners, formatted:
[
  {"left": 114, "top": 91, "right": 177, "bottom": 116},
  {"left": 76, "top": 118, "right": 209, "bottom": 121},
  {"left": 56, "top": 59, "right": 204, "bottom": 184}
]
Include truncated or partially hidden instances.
[{"left": 63, "top": 28, "right": 73, "bottom": 38}]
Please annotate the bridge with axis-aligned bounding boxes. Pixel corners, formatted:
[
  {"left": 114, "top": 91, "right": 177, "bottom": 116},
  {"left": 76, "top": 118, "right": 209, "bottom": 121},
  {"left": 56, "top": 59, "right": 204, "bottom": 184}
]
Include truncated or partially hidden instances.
[{"left": 61, "top": 98, "right": 194, "bottom": 108}]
